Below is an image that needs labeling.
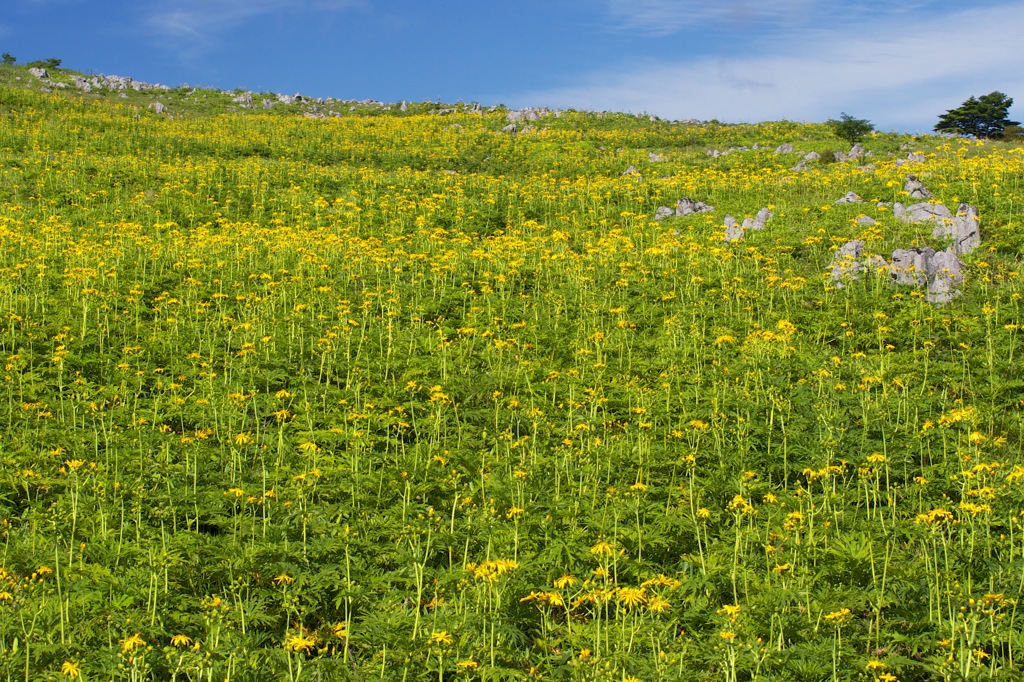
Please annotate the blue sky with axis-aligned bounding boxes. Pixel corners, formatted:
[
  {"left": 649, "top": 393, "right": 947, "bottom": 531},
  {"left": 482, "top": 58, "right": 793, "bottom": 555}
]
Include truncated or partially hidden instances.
[{"left": 3, "top": 0, "right": 1022, "bottom": 132}]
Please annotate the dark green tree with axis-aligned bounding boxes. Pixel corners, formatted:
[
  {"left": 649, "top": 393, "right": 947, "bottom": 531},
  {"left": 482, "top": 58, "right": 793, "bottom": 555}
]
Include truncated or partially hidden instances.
[
  {"left": 1, "top": 53, "right": 15, "bottom": 65},
  {"left": 826, "top": 113, "right": 874, "bottom": 145},
  {"left": 27, "top": 57, "right": 61, "bottom": 70},
  {"left": 935, "top": 92, "right": 1019, "bottom": 138}
]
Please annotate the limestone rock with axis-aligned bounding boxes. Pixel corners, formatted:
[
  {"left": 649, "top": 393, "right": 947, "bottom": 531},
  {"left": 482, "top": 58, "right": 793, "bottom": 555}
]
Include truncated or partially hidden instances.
[
  {"left": 262, "top": 99, "right": 274, "bottom": 109},
  {"left": 675, "top": 197, "right": 714, "bottom": 216},
  {"left": 934, "top": 203, "right": 980, "bottom": 255},
  {"left": 925, "top": 250, "right": 963, "bottom": 303},
  {"left": 723, "top": 216, "right": 743, "bottom": 242},
  {"left": 742, "top": 207, "right": 772, "bottom": 230},
  {"left": 856, "top": 215, "right": 877, "bottom": 226},
  {"left": 792, "top": 152, "right": 819, "bottom": 171},
  {"left": 904, "top": 175, "right": 933, "bottom": 199},
  {"left": 506, "top": 108, "right": 545, "bottom": 123},
  {"left": 775, "top": 143, "right": 794, "bottom": 154},
  {"left": 501, "top": 123, "right": 517, "bottom": 133},
  {"left": 830, "top": 240, "right": 865, "bottom": 288},
  {"left": 834, "top": 191, "right": 863, "bottom": 204},
  {"left": 654, "top": 206, "right": 675, "bottom": 221},
  {"left": 890, "top": 247, "right": 935, "bottom": 287},
  {"left": 894, "top": 202, "right": 953, "bottom": 224},
  {"left": 28, "top": 67, "right": 48, "bottom": 79},
  {"left": 907, "top": 152, "right": 926, "bottom": 163},
  {"left": 151, "top": 102, "right": 167, "bottom": 114},
  {"left": 622, "top": 165, "right": 640, "bottom": 176},
  {"left": 648, "top": 152, "right": 666, "bottom": 162},
  {"left": 724, "top": 224, "right": 745, "bottom": 242}
]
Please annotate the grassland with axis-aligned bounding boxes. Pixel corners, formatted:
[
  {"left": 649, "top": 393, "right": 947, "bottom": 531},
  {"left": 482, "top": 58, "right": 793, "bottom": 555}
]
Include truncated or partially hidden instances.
[{"left": 1, "top": 68, "right": 1024, "bottom": 681}]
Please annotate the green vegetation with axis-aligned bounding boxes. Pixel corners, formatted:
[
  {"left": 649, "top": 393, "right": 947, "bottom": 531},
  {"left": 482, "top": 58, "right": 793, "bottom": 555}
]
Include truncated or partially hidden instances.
[
  {"left": 0, "top": 77, "right": 1023, "bottom": 681},
  {"left": 935, "top": 91, "right": 1019, "bottom": 139},
  {"left": 826, "top": 113, "right": 874, "bottom": 145}
]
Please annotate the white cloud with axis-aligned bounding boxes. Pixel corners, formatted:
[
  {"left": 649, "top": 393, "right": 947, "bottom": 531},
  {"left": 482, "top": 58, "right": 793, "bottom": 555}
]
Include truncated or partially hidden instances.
[
  {"left": 144, "top": 0, "right": 364, "bottom": 44},
  {"left": 605, "top": 0, "right": 818, "bottom": 35},
  {"left": 517, "top": 2, "right": 1024, "bottom": 131},
  {"left": 603, "top": 0, "right": 942, "bottom": 36}
]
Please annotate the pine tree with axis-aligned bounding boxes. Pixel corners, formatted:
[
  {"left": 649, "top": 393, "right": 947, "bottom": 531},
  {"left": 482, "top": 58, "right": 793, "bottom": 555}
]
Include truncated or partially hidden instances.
[{"left": 935, "top": 92, "right": 1019, "bottom": 138}]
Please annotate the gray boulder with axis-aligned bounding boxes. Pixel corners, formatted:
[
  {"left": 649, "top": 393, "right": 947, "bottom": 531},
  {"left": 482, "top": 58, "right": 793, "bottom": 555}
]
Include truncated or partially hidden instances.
[
  {"left": 723, "top": 215, "right": 738, "bottom": 228},
  {"left": 894, "top": 202, "right": 953, "bottom": 224},
  {"left": 622, "top": 165, "right": 639, "bottom": 176},
  {"left": 834, "top": 191, "right": 863, "bottom": 204},
  {"left": 501, "top": 123, "right": 517, "bottom": 133},
  {"left": 847, "top": 144, "right": 865, "bottom": 159},
  {"left": 890, "top": 247, "right": 935, "bottom": 287},
  {"left": 152, "top": 102, "right": 167, "bottom": 114},
  {"left": 856, "top": 215, "right": 877, "bottom": 226},
  {"left": 904, "top": 175, "right": 933, "bottom": 199},
  {"left": 675, "top": 197, "right": 714, "bottom": 216},
  {"left": 648, "top": 152, "right": 666, "bottom": 162},
  {"left": 926, "top": 250, "right": 963, "bottom": 304},
  {"left": 654, "top": 206, "right": 675, "bottom": 221},
  {"left": 724, "top": 224, "right": 745, "bottom": 242},
  {"left": 775, "top": 143, "right": 794, "bottom": 154},
  {"left": 232, "top": 93, "right": 253, "bottom": 106},
  {"left": 791, "top": 151, "right": 820, "bottom": 171},
  {"left": 829, "top": 240, "right": 866, "bottom": 288},
  {"left": 907, "top": 152, "right": 926, "bottom": 163},
  {"left": 934, "top": 203, "right": 980, "bottom": 255},
  {"left": 29, "top": 67, "right": 48, "bottom": 79},
  {"left": 742, "top": 207, "right": 772, "bottom": 230},
  {"left": 506, "top": 108, "right": 542, "bottom": 123},
  {"left": 262, "top": 99, "right": 274, "bottom": 109}
]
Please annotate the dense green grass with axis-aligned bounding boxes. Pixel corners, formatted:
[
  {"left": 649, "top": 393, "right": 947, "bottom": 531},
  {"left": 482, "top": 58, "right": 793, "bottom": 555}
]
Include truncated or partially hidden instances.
[{"left": 1, "top": 74, "right": 1024, "bottom": 681}]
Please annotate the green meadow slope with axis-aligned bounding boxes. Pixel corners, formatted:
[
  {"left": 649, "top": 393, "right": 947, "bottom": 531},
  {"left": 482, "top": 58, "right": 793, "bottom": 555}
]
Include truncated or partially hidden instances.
[{"left": 1, "top": 68, "right": 1024, "bottom": 680}]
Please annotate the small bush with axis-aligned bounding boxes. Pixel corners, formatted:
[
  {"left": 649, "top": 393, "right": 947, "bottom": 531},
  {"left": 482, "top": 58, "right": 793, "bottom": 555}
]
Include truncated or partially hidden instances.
[{"left": 826, "top": 113, "right": 874, "bottom": 145}]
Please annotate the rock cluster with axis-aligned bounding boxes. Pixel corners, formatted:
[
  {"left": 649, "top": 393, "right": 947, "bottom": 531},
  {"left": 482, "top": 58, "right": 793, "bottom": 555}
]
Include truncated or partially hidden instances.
[
  {"left": 890, "top": 248, "right": 963, "bottom": 304},
  {"left": 829, "top": 176, "right": 981, "bottom": 304},
  {"left": 792, "top": 145, "right": 872, "bottom": 171},
  {"left": 706, "top": 144, "right": 765, "bottom": 157},
  {"left": 654, "top": 197, "right": 715, "bottom": 221},
  {"left": 724, "top": 208, "right": 772, "bottom": 242},
  {"left": 791, "top": 152, "right": 820, "bottom": 171},
  {"left": 896, "top": 152, "right": 926, "bottom": 166},
  {"left": 506, "top": 108, "right": 551, "bottom": 123}
]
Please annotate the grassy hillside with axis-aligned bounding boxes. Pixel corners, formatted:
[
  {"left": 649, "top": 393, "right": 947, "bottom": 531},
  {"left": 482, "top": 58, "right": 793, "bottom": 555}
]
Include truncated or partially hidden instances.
[{"left": 1, "top": 71, "right": 1024, "bottom": 680}]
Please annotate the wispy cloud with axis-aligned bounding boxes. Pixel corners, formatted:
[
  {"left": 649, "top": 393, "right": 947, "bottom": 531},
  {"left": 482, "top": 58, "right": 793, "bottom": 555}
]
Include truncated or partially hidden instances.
[
  {"left": 605, "top": 0, "right": 949, "bottom": 36},
  {"left": 517, "top": 2, "right": 1024, "bottom": 131},
  {"left": 144, "top": 0, "right": 364, "bottom": 44}
]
